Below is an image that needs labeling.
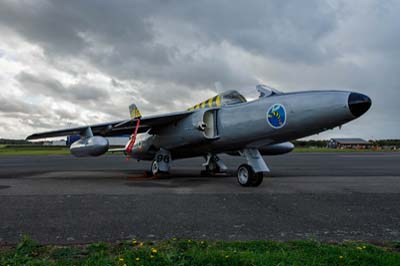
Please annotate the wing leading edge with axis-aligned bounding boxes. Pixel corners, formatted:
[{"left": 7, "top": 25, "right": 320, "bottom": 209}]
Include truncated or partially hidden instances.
[{"left": 26, "top": 110, "right": 194, "bottom": 140}]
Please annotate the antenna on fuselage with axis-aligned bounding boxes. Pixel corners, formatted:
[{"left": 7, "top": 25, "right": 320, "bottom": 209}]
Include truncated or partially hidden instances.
[
  {"left": 214, "top": 81, "right": 224, "bottom": 94},
  {"left": 256, "top": 84, "right": 283, "bottom": 98}
]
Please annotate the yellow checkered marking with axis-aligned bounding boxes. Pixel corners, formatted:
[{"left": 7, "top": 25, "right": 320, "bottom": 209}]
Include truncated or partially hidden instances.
[{"left": 187, "top": 95, "right": 222, "bottom": 111}]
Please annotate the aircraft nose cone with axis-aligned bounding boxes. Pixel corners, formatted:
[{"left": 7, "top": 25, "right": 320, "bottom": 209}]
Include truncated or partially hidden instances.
[{"left": 348, "top": 92, "right": 372, "bottom": 117}]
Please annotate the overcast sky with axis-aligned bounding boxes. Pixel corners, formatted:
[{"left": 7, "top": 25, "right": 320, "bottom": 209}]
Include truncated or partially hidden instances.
[{"left": 0, "top": 0, "right": 398, "bottom": 140}]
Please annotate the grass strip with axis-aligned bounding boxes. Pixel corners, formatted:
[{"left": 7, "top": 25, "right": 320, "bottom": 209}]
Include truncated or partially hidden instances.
[
  {"left": 1, "top": 236, "right": 399, "bottom": 266},
  {"left": 0, "top": 145, "right": 70, "bottom": 156}
]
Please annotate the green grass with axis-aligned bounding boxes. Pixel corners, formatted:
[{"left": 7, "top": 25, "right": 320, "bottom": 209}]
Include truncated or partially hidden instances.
[
  {"left": 0, "top": 145, "right": 70, "bottom": 156},
  {"left": 293, "top": 147, "right": 397, "bottom": 153},
  {"left": 1, "top": 237, "right": 399, "bottom": 266}
]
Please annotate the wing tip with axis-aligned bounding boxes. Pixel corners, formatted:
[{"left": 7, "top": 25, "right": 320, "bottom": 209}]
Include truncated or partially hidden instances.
[{"left": 25, "top": 135, "right": 34, "bottom": 141}]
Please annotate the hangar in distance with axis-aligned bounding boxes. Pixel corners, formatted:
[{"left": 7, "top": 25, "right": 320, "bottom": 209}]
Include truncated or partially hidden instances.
[{"left": 27, "top": 85, "right": 372, "bottom": 186}]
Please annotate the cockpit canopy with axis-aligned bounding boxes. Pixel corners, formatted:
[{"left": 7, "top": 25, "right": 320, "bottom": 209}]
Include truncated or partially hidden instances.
[
  {"left": 187, "top": 84, "right": 283, "bottom": 111},
  {"left": 187, "top": 90, "right": 247, "bottom": 110}
]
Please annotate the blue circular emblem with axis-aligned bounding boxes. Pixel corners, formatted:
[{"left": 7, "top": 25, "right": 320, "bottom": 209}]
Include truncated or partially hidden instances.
[{"left": 267, "top": 104, "right": 286, "bottom": 129}]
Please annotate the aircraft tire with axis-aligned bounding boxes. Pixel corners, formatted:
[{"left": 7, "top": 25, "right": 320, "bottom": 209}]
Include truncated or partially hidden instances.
[
  {"left": 151, "top": 160, "right": 169, "bottom": 177},
  {"left": 151, "top": 160, "right": 159, "bottom": 176},
  {"left": 251, "top": 172, "right": 264, "bottom": 187},
  {"left": 237, "top": 164, "right": 255, "bottom": 187}
]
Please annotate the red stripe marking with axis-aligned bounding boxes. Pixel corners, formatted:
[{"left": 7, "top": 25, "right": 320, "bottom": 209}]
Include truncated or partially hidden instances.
[{"left": 126, "top": 119, "right": 141, "bottom": 154}]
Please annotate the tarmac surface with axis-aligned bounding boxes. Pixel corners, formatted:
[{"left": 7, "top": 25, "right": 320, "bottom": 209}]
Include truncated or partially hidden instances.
[{"left": 0, "top": 152, "right": 399, "bottom": 245}]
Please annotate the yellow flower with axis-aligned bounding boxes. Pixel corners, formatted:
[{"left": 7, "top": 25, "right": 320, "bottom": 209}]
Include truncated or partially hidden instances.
[
  {"left": 151, "top": 248, "right": 158, "bottom": 253},
  {"left": 136, "top": 257, "right": 140, "bottom": 261},
  {"left": 339, "top": 255, "right": 344, "bottom": 259},
  {"left": 225, "top": 255, "right": 230, "bottom": 259},
  {"left": 150, "top": 255, "right": 155, "bottom": 259},
  {"left": 132, "top": 240, "right": 137, "bottom": 244},
  {"left": 362, "top": 245, "right": 366, "bottom": 249},
  {"left": 139, "top": 242, "right": 144, "bottom": 247},
  {"left": 118, "top": 258, "right": 124, "bottom": 261},
  {"left": 188, "top": 240, "right": 192, "bottom": 243},
  {"left": 200, "top": 241, "right": 204, "bottom": 244},
  {"left": 123, "top": 264, "right": 127, "bottom": 266},
  {"left": 172, "top": 237, "right": 177, "bottom": 241},
  {"left": 357, "top": 246, "right": 362, "bottom": 250}
]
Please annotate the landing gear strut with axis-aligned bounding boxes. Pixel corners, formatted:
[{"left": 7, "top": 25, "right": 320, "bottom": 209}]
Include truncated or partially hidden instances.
[
  {"left": 149, "top": 149, "right": 171, "bottom": 177},
  {"left": 201, "top": 154, "right": 228, "bottom": 176}
]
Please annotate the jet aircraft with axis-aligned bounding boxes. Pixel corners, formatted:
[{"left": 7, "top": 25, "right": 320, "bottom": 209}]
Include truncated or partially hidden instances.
[{"left": 26, "top": 85, "right": 372, "bottom": 186}]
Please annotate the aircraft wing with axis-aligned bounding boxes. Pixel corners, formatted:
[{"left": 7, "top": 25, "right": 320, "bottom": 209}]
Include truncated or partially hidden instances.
[{"left": 26, "top": 110, "right": 194, "bottom": 140}]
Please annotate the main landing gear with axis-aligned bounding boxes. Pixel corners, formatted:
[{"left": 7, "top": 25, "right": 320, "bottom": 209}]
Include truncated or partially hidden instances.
[
  {"left": 201, "top": 154, "right": 228, "bottom": 176},
  {"left": 149, "top": 149, "right": 171, "bottom": 177},
  {"left": 236, "top": 148, "right": 270, "bottom": 187},
  {"left": 148, "top": 148, "right": 269, "bottom": 187},
  {"left": 237, "top": 164, "right": 264, "bottom": 187}
]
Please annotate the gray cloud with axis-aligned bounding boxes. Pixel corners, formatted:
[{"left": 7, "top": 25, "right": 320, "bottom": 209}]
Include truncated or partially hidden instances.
[
  {"left": 0, "top": 97, "right": 29, "bottom": 114},
  {"left": 0, "top": 0, "right": 256, "bottom": 88},
  {"left": 16, "top": 71, "right": 109, "bottom": 103},
  {"left": 0, "top": 95, "right": 79, "bottom": 134},
  {"left": 154, "top": 1, "right": 341, "bottom": 64},
  {"left": 0, "top": 1, "right": 155, "bottom": 56}
]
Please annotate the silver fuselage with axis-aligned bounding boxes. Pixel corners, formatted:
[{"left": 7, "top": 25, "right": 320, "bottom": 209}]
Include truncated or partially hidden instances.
[{"left": 130, "top": 90, "right": 358, "bottom": 160}]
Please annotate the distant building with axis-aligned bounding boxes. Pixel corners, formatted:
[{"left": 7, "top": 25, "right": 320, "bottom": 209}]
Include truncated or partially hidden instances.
[{"left": 328, "top": 138, "right": 371, "bottom": 149}]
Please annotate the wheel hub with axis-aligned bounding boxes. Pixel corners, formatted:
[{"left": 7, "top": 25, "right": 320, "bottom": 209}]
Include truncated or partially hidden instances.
[
  {"left": 151, "top": 161, "right": 159, "bottom": 175},
  {"left": 238, "top": 167, "right": 249, "bottom": 184}
]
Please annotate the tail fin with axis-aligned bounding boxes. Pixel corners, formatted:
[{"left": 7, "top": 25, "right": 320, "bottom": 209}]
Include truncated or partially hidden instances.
[{"left": 129, "top": 104, "right": 142, "bottom": 119}]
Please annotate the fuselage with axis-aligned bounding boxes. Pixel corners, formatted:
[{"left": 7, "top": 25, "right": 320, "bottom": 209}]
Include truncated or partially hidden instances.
[{"left": 129, "top": 90, "right": 371, "bottom": 160}]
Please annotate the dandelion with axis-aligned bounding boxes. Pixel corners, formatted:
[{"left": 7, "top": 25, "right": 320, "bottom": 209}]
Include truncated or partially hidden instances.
[
  {"left": 123, "top": 264, "right": 127, "bottom": 266},
  {"left": 172, "top": 237, "right": 177, "bottom": 241},
  {"left": 139, "top": 242, "right": 144, "bottom": 247},
  {"left": 118, "top": 258, "right": 124, "bottom": 262},
  {"left": 357, "top": 246, "right": 362, "bottom": 250},
  {"left": 225, "top": 255, "right": 230, "bottom": 259},
  {"left": 362, "top": 245, "right": 367, "bottom": 249},
  {"left": 151, "top": 248, "right": 158, "bottom": 254},
  {"left": 136, "top": 257, "right": 140, "bottom": 261},
  {"left": 339, "top": 255, "right": 344, "bottom": 259},
  {"left": 150, "top": 255, "right": 155, "bottom": 259},
  {"left": 188, "top": 240, "right": 192, "bottom": 243},
  {"left": 132, "top": 239, "right": 137, "bottom": 244}
]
